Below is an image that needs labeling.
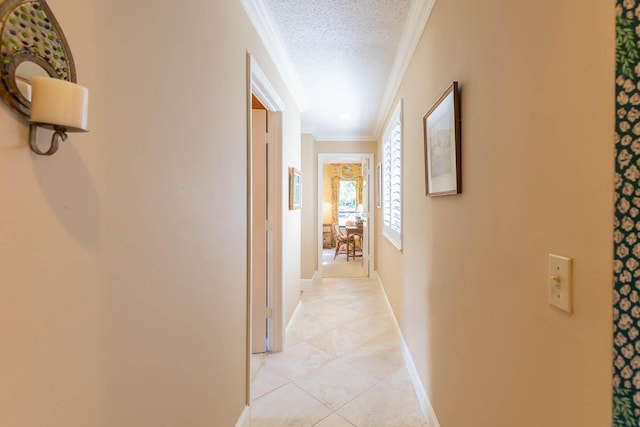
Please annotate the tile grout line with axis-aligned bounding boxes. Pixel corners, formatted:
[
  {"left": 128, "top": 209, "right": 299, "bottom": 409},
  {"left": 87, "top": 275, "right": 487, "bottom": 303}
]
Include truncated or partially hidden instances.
[
  {"left": 296, "top": 285, "right": 406, "bottom": 424},
  {"left": 251, "top": 274, "right": 427, "bottom": 426}
]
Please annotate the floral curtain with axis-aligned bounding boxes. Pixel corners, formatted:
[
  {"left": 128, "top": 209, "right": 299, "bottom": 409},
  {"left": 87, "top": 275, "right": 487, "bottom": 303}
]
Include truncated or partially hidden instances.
[{"left": 331, "top": 176, "right": 340, "bottom": 225}]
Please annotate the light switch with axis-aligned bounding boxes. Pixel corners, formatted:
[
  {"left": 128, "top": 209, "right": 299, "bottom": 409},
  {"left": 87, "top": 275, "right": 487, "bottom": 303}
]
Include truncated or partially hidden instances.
[{"left": 548, "top": 254, "right": 572, "bottom": 314}]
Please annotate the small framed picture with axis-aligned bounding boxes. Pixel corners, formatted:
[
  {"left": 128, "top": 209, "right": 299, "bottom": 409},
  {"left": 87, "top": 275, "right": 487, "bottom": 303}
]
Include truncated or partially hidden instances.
[
  {"left": 375, "top": 163, "right": 382, "bottom": 208},
  {"left": 423, "top": 81, "right": 461, "bottom": 196},
  {"left": 289, "top": 167, "right": 302, "bottom": 209}
]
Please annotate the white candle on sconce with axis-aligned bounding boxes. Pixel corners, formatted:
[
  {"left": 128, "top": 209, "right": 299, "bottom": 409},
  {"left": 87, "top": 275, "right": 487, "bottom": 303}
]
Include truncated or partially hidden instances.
[{"left": 30, "top": 76, "right": 88, "bottom": 132}]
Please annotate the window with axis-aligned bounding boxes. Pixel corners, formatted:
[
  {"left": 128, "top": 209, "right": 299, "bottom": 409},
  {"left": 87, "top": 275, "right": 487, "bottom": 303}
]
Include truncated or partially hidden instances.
[
  {"left": 382, "top": 100, "right": 402, "bottom": 249},
  {"left": 337, "top": 179, "right": 357, "bottom": 225}
]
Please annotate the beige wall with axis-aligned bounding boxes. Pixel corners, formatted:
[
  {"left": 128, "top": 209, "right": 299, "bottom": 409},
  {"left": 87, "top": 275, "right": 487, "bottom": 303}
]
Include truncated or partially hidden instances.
[
  {"left": 283, "top": 120, "right": 303, "bottom": 324},
  {"left": 301, "top": 134, "right": 316, "bottom": 279},
  {"left": 375, "top": 0, "right": 614, "bottom": 426},
  {"left": 0, "top": 0, "right": 301, "bottom": 425}
]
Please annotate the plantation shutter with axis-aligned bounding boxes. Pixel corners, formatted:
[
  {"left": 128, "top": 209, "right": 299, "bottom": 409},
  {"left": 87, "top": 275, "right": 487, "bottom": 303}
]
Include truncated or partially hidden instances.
[{"left": 382, "top": 101, "right": 402, "bottom": 249}]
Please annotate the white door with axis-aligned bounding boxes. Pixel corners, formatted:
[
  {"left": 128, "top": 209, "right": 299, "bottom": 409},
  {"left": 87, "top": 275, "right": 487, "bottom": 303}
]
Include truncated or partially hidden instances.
[
  {"left": 251, "top": 108, "right": 268, "bottom": 354},
  {"left": 361, "top": 158, "right": 370, "bottom": 276}
]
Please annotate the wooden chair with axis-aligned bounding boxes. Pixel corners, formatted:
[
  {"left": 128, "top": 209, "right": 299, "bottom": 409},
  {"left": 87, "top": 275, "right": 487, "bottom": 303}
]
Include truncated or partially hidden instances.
[
  {"left": 333, "top": 224, "right": 355, "bottom": 260},
  {"left": 345, "top": 220, "right": 362, "bottom": 255}
]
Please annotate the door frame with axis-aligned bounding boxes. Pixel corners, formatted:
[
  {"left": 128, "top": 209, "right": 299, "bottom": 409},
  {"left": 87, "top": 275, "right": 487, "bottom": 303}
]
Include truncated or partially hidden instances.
[
  {"left": 246, "top": 53, "right": 285, "bottom": 403},
  {"left": 317, "top": 152, "right": 375, "bottom": 277}
]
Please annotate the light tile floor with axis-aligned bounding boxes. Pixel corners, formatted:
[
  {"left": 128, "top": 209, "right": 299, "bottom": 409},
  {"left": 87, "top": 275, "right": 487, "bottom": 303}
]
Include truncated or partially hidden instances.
[
  {"left": 250, "top": 276, "right": 426, "bottom": 427},
  {"left": 322, "top": 248, "right": 366, "bottom": 278}
]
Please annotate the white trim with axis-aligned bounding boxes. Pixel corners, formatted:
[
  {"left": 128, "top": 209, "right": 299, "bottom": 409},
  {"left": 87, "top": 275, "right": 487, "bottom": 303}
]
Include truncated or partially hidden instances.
[
  {"left": 250, "top": 56, "right": 285, "bottom": 112},
  {"left": 286, "top": 300, "right": 303, "bottom": 334},
  {"left": 300, "top": 279, "right": 313, "bottom": 300},
  {"left": 317, "top": 153, "right": 375, "bottom": 278},
  {"left": 246, "top": 55, "right": 253, "bottom": 406},
  {"left": 314, "top": 134, "right": 377, "bottom": 143},
  {"left": 381, "top": 100, "right": 403, "bottom": 251},
  {"left": 301, "top": 126, "right": 316, "bottom": 135},
  {"left": 374, "top": 0, "right": 437, "bottom": 139},
  {"left": 241, "top": 0, "right": 308, "bottom": 111},
  {"left": 311, "top": 270, "right": 323, "bottom": 282},
  {"left": 376, "top": 274, "right": 441, "bottom": 427},
  {"left": 266, "top": 110, "right": 284, "bottom": 353},
  {"left": 300, "top": 279, "right": 313, "bottom": 290},
  {"left": 235, "top": 406, "right": 251, "bottom": 427},
  {"left": 302, "top": 129, "right": 377, "bottom": 143}
]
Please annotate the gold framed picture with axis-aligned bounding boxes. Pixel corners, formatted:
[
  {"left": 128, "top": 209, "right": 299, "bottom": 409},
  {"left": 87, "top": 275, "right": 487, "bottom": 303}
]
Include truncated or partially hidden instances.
[
  {"left": 289, "top": 167, "right": 302, "bottom": 209},
  {"left": 423, "top": 81, "right": 461, "bottom": 196}
]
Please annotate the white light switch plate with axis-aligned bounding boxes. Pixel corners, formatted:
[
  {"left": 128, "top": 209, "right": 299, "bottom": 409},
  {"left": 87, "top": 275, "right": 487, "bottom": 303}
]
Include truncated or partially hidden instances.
[{"left": 548, "top": 254, "right": 572, "bottom": 314}]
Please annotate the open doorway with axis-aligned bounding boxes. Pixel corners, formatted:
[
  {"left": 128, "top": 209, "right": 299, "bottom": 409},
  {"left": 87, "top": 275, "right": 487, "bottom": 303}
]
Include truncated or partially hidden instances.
[
  {"left": 317, "top": 153, "right": 375, "bottom": 279},
  {"left": 246, "top": 53, "right": 286, "bottom": 404},
  {"left": 251, "top": 98, "right": 268, "bottom": 354}
]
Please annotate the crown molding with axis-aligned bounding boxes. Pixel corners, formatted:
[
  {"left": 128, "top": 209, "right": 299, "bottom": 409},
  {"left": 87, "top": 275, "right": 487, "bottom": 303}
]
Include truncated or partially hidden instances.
[
  {"left": 302, "top": 130, "right": 376, "bottom": 143},
  {"left": 314, "top": 134, "right": 377, "bottom": 143},
  {"left": 241, "top": 0, "right": 309, "bottom": 112},
  {"left": 250, "top": 54, "right": 286, "bottom": 112},
  {"left": 301, "top": 127, "right": 316, "bottom": 136},
  {"left": 373, "top": 0, "right": 437, "bottom": 138}
]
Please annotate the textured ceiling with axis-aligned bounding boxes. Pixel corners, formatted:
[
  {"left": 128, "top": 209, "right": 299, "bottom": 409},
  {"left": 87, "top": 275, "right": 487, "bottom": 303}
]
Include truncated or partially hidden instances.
[{"left": 262, "top": 0, "right": 412, "bottom": 140}]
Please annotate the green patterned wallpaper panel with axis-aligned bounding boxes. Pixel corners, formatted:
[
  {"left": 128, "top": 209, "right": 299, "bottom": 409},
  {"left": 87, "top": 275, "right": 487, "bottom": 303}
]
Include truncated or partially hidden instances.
[{"left": 615, "top": 2, "right": 640, "bottom": 426}]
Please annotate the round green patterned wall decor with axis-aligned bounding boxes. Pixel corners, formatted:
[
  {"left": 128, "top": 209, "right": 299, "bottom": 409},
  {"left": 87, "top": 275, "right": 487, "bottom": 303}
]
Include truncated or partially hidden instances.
[{"left": 0, "top": 0, "right": 76, "bottom": 117}]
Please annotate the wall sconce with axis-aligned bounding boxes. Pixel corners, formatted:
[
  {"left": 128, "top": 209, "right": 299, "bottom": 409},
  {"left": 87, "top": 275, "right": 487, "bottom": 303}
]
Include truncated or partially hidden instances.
[
  {"left": 29, "top": 77, "right": 88, "bottom": 155},
  {"left": 0, "top": 0, "right": 88, "bottom": 156}
]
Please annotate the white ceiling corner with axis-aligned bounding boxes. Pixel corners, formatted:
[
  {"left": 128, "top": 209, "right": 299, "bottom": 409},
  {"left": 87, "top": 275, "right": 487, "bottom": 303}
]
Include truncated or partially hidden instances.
[
  {"left": 241, "top": 0, "right": 309, "bottom": 111},
  {"left": 373, "top": 0, "right": 437, "bottom": 139}
]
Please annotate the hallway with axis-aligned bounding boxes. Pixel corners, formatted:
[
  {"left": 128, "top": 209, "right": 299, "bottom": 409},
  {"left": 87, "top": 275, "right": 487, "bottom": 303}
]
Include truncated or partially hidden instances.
[{"left": 250, "top": 277, "right": 426, "bottom": 426}]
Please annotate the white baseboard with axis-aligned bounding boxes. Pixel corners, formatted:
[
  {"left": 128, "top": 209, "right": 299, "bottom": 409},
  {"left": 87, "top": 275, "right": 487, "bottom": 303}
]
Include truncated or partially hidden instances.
[
  {"left": 300, "top": 279, "right": 313, "bottom": 290},
  {"left": 312, "top": 270, "right": 323, "bottom": 282},
  {"left": 286, "top": 300, "right": 303, "bottom": 335},
  {"left": 235, "top": 405, "right": 251, "bottom": 427},
  {"left": 376, "top": 273, "right": 441, "bottom": 427}
]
